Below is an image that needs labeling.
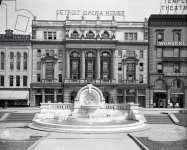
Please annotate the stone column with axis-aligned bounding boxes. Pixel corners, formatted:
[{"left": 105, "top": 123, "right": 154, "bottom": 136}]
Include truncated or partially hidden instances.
[
  {"left": 136, "top": 89, "right": 139, "bottom": 104},
  {"left": 185, "top": 88, "right": 187, "bottom": 109},
  {"left": 42, "top": 63, "right": 45, "bottom": 80},
  {"left": 65, "top": 50, "right": 70, "bottom": 79},
  {"left": 96, "top": 49, "right": 100, "bottom": 79},
  {"left": 81, "top": 50, "right": 85, "bottom": 79},
  {"left": 167, "top": 88, "right": 171, "bottom": 108},
  {"left": 42, "top": 89, "right": 45, "bottom": 103},
  {"left": 112, "top": 49, "right": 117, "bottom": 81},
  {"left": 54, "top": 89, "right": 57, "bottom": 103}
]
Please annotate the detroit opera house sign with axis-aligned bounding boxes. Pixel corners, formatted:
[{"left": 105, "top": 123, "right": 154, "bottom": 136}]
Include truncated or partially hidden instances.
[{"left": 56, "top": 9, "right": 125, "bottom": 19}]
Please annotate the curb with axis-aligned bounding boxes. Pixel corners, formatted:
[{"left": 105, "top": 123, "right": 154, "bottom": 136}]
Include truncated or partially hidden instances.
[{"left": 128, "top": 133, "right": 149, "bottom": 150}]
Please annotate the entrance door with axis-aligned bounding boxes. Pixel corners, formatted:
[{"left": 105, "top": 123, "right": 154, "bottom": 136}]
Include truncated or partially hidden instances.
[
  {"left": 35, "top": 95, "right": 42, "bottom": 106},
  {"left": 153, "top": 92, "right": 167, "bottom": 108}
]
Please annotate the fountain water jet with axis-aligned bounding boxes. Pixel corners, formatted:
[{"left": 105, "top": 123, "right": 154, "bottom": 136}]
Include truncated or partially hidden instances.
[{"left": 29, "top": 84, "right": 147, "bottom": 133}]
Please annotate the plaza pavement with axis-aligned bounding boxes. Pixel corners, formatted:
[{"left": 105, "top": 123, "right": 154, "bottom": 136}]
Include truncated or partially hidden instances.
[{"left": 0, "top": 107, "right": 187, "bottom": 150}]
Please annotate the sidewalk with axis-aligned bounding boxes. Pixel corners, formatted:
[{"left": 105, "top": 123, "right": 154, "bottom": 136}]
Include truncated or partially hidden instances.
[{"left": 28, "top": 133, "right": 141, "bottom": 150}]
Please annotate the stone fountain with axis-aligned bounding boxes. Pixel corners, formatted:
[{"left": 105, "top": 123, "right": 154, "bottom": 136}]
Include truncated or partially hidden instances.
[{"left": 29, "top": 84, "right": 146, "bottom": 133}]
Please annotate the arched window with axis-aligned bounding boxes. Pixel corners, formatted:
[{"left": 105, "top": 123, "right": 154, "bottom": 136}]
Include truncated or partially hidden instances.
[
  {"left": 154, "top": 79, "right": 165, "bottom": 89},
  {"left": 101, "top": 31, "right": 110, "bottom": 39},
  {"left": 71, "top": 30, "right": 79, "bottom": 39},
  {"left": 16, "top": 52, "right": 21, "bottom": 70},
  {"left": 10, "top": 52, "right": 14, "bottom": 70},
  {"left": 70, "top": 51, "right": 80, "bottom": 80},
  {"left": 23, "top": 52, "right": 28, "bottom": 70},
  {"left": 172, "top": 79, "right": 183, "bottom": 89},
  {"left": 101, "top": 51, "right": 111, "bottom": 80},
  {"left": 1, "top": 52, "right": 5, "bottom": 70},
  {"left": 86, "top": 30, "right": 95, "bottom": 39},
  {"left": 85, "top": 51, "right": 96, "bottom": 80}
]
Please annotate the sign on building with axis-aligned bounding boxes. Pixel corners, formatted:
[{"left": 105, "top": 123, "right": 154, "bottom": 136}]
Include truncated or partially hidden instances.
[{"left": 160, "top": 0, "right": 187, "bottom": 14}]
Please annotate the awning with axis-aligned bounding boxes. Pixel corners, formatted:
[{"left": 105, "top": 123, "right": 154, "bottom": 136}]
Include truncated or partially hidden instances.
[{"left": 0, "top": 91, "right": 29, "bottom": 100}]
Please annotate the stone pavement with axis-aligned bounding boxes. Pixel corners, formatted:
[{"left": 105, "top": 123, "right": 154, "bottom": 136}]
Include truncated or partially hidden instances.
[
  {"left": 28, "top": 133, "right": 141, "bottom": 150},
  {"left": 132, "top": 124, "right": 187, "bottom": 141}
]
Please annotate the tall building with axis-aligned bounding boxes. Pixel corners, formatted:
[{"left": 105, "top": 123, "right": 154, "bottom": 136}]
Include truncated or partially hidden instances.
[
  {"left": 0, "top": 29, "right": 31, "bottom": 107},
  {"left": 148, "top": 15, "right": 187, "bottom": 108},
  {"left": 30, "top": 17, "right": 149, "bottom": 107}
]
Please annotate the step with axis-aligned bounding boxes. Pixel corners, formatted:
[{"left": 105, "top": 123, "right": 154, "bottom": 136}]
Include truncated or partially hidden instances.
[{"left": 144, "top": 114, "right": 173, "bottom": 124}]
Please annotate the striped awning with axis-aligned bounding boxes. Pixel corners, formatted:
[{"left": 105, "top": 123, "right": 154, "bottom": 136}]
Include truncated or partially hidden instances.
[{"left": 0, "top": 90, "right": 29, "bottom": 100}]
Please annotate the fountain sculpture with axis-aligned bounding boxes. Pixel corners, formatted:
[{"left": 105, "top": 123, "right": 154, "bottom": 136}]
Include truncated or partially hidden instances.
[{"left": 29, "top": 84, "right": 146, "bottom": 133}]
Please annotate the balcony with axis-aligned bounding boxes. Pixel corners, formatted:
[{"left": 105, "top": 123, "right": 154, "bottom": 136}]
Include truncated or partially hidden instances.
[
  {"left": 164, "top": 72, "right": 187, "bottom": 77},
  {"left": 162, "top": 57, "right": 187, "bottom": 62}
]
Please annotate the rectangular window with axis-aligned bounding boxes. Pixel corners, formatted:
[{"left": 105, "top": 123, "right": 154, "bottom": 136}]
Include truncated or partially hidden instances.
[
  {"left": 23, "top": 76, "right": 27, "bottom": 86},
  {"left": 10, "top": 75, "right": 14, "bottom": 86},
  {"left": 16, "top": 76, "right": 20, "bottom": 86},
  {"left": 124, "top": 32, "right": 138, "bottom": 41},
  {"left": 140, "top": 50, "right": 144, "bottom": 59},
  {"left": 118, "top": 63, "right": 122, "bottom": 71},
  {"left": 173, "top": 48, "right": 179, "bottom": 57},
  {"left": 156, "top": 31, "right": 164, "bottom": 42},
  {"left": 134, "top": 32, "right": 137, "bottom": 40},
  {"left": 37, "top": 49, "right": 41, "bottom": 57},
  {"left": 1, "top": 52, "right": 5, "bottom": 70},
  {"left": 0, "top": 75, "right": 4, "bottom": 86},
  {"left": 58, "top": 62, "right": 63, "bottom": 71},
  {"left": 37, "top": 74, "right": 41, "bottom": 82},
  {"left": 10, "top": 52, "right": 14, "bottom": 70},
  {"left": 157, "top": 63, "right": 163, "bottom": 73},
  {"left": 58, "top": 74, "right": 62, "bottom": 82},
  {"left": 139, "top": 63, "right": 143, "bottom": 71},
  {"left": 173, "top": 30, "right": 181, "bottom": 42},
  {"left": 58, "top": 50, "right": 63, "bottom": 58},
  {"left": 37, "top": 62, "right": 41, "bottom": 70},
  {"left": 156, "top": 48, "right": 162, "bottom": 58},
  {"left": 173, "top": 63, "right": 180, "bottom": 73},
  {"left": 139, "top": 75, "right": 143, "bottom": 83},
  {"left": 43, "top": 31, "right": 57, "bottom": 40},
  {"left": 118, "top": 50, "right": 122, "bottom": 58}
]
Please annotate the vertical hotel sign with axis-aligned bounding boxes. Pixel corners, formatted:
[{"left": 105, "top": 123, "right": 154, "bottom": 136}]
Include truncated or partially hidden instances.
[{"left": 160, "top": 0, "right": 187, "bottom": 14}]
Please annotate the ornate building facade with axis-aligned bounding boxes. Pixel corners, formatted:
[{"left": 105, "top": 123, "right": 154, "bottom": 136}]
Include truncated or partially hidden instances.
[
  {"left": 148, "top": 15, "right": 187, "bottom": 108},
  {"left": 0, "top": 29, "right": 31, "bottom": 107},
  {"left": 30, "top": 17, "right": 149, "bottom": 107}
]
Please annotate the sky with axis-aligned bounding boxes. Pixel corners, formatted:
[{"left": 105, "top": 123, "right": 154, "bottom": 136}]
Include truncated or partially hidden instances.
[{"left": 0, "top": 0, "right": 162, "bottom": 34}]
